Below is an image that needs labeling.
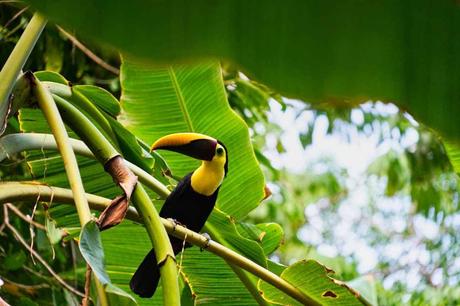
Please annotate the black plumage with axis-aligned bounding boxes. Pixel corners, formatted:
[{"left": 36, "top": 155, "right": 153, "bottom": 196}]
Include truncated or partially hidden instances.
[{"left": 129, "top": 173, "right": 220, "bottom": 298}]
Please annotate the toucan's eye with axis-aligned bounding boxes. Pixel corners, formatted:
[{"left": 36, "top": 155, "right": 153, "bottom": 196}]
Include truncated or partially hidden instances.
[{"left": 216, "top": 147, "right": 224, "bottom": 156}]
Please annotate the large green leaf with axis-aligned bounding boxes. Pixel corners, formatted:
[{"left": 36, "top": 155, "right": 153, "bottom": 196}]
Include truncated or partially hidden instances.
[
  {"left": 258, "top": 260, "right": 368, "bottom": 306},
  {"left": 25, "top": 0, "right": 460, "bottom": 139},
  {"left": 72, "top": 85, "right": 121, "bottom": 117},
  {"left": 120, "top": 60, "right": 265, "bottom": 219}
]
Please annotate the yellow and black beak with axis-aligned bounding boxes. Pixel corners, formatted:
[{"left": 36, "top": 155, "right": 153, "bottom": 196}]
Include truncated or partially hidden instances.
[{"left": 151, "top": 133, "right": 218, "bottom": 161}]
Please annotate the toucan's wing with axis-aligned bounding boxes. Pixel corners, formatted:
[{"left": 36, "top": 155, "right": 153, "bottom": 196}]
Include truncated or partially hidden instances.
[
  {"left": 159, "top": 173, "right": 193, "bottom": 218},
  {"left": 159, "top": 171, "right": 217, "bottom": 233}
]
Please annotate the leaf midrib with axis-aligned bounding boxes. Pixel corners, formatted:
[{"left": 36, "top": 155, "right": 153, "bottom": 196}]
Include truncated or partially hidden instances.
[{"left": 168, "top": 67, "right": 194, "bottom": 132}]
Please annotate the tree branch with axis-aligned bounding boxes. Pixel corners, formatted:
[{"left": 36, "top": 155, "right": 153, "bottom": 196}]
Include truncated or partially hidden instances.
[
  {"left": 4, "top": 203, "right": 45, "bottom": 230},
  {"left": 81, "top": 264, "right": 92, "bottom": 306},
  {"left": 57, "top": 26, "right": 120, "bottom": 75}
]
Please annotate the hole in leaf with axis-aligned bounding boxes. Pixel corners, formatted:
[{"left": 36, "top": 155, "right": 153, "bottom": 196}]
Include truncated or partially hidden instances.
[{"left": 322, "top": 291, "right": 338, "bottom": 298}]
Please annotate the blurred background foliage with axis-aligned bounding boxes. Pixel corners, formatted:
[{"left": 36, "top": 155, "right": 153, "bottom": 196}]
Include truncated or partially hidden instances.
[{"left": 1, "top": 3, "right": 459, "bottom": 305}]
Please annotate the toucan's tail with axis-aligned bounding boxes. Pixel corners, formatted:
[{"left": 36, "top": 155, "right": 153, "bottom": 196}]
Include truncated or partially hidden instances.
[
  {"left": 129, "top": 248, "right": 160, "bottom": 298},
  {"left": 130, "top": 238, "right": 186, "bottom": 298}
]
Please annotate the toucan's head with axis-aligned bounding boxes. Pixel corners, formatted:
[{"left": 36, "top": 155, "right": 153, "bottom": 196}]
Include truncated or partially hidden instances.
[{"left": 151, "top": 133, "right": 228, "bottom": 176}]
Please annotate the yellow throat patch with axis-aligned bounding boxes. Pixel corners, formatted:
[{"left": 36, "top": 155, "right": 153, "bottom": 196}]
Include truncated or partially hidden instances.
[{"left": 190, "top": 143, "right": 226, "bottom": 196}]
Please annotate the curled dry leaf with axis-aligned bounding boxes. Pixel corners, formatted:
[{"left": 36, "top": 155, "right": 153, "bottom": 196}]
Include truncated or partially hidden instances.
[
  {"left": 262, "top": 185, "right": 272, "bottom": 201},
  {"left": 97, "top": 155, "right": 138, "bottom": 230}
]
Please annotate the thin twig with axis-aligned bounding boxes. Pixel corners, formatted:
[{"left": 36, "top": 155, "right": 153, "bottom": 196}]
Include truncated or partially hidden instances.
[
  {"left": 177, "top": 231, "right": 188, "bottom": 274},
  {"left": 6, "top": 223, "right": 86, "bottom": 297},
  {"left": 23, "top": 265, "right": 52, "bottom": 282},
  {"left": 2, "top": 6, "right": 29, "bottom": 31},
  {"left": 0, "top": 205, "right": 7, "bottom": 234},
  {"left": 29, "top": 194, "right": 40, "bottom": 264},
  {"left": 1, "top": 276, "right": 50, "bottom": 290},
  {"left": 3, "top": 204, "right": 85, "bottom": 298},
  {"left": 57, "top": 26, "right": 120, "bottom": 75},
  {"left": 3, "top": 19, "right": 25, "bottom": 39},
  {"left": 81, "top": 264, "right": 92, "bottom": 306},
  {"left": 4, "top": 203, "right": 45, "bottom": 230}
]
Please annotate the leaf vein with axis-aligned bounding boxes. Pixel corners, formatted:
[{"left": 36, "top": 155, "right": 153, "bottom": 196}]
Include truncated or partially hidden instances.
[{"left": 168, "top": 67, "right": 194, "bottom": 132}]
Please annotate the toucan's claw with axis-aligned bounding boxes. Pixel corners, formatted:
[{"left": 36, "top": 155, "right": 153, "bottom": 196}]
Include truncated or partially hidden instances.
[
  {"left": 200, "top": 233, "right": 212, "bottom": 252},
  {"left": 168, "top": 218, "right": 184, "bottom": 232}
]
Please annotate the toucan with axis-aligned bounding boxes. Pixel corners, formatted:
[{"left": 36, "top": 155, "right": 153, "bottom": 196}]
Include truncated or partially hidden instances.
[{"left": 130, "top": 132, "right": 228, "bottom": 298}]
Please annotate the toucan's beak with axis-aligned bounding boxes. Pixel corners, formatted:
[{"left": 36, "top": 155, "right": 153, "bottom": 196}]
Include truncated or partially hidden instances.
[{"left": 151, "top": 133, "right": 218, "bottom": 161}]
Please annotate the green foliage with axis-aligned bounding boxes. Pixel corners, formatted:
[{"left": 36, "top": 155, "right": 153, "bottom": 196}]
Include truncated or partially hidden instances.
[
  {"left": 24, "top": 0, "right": 460, "bottom": 140},
  {"left": 2, "top": 3, "right": 460, "bottom": 306}
]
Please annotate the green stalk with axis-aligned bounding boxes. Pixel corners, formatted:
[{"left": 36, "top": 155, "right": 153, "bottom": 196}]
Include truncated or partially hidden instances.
[
  {"left": 228, "top": 265, "right": 269, "bottom": 306},
  {"left": 41, "top": 81, "right": 118, "bottom": 144},
  {"left": 131, "top": 184, "right": 180, "bottom": 305},
  {"left": 0, "top": 13, "right": 46, "bottom": 134},
  {"left": 31, "top": 76, "right": 108, "bottom": 305},
  {"left": 51, "top": 96, "right": 180, "bottom": 305},
  {"left": 71, "top": 89, "right": 118, "bottom": 142},
  {"left": 52, "top": 95, "right": 117, "bottom": 164},
  {"left": 0, "top": 133, "right": 169, "bottom": 196},
  {"left": 203, "top": 221, "right": 270, "bottom": 305},
  {"left": 32, "top": 76, "right": 92, "bottom": 226},
  {"left": 0, "top": 183, "right": 329, "bottom": 306}
]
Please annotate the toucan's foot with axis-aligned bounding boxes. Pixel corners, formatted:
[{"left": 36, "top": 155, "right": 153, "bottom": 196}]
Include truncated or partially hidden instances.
[
  {"left": 200, "top": 233, "right": 212, "bottom": 252},
  {"left": 167, "top": 218, "right": 184, "bottom": 232}
]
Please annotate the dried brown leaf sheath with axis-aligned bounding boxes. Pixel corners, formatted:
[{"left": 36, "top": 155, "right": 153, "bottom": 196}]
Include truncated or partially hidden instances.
[{"left": 97, "top": 155, "right": 138, "bottom": 230}]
